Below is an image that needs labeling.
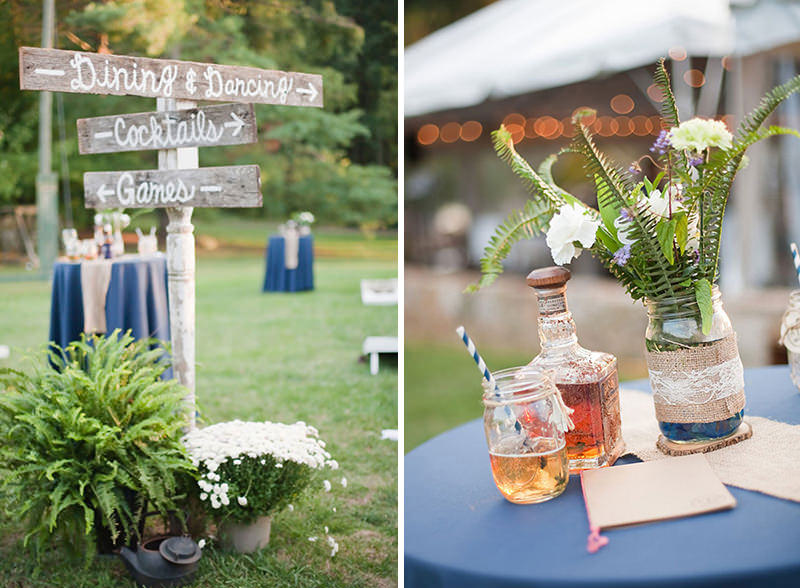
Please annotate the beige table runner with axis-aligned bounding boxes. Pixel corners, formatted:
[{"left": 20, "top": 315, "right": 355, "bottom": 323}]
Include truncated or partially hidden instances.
[
  {"left": 80, "top": 259, "right": 112, "bottom": 334},
  {"left": 283, "top": 228, "right": 300, "bottom": 270},
  {"left": 621, "top": 388, "right": 800, "bottom": 502}
]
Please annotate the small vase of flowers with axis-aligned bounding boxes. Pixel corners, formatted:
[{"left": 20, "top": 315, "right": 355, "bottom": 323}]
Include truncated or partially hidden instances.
[
  {"left": 292, "top": 211, "right": 315, "bottom": 235},
  {"left": 474, "top": 58, "right": 800, "bottom": 445},
  {"left": 182, "top": 420, "right": 339, "bottom": 553}
]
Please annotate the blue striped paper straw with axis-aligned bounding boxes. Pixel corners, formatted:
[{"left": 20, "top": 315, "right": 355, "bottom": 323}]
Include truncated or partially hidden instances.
[
  {"left": 456, "top": 325, "right": 522, "bottom": 433},
  {"left": 456, "top": 325, "right": 498, "bottom": 391},
  {"left": 791, "top": 243, "right": 800, "bottom": 287}
]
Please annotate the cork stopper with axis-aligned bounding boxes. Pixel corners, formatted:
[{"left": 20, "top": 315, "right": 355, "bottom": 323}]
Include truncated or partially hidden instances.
[{"left": 526, "top": 266, "right": 571, "bottom": 289}]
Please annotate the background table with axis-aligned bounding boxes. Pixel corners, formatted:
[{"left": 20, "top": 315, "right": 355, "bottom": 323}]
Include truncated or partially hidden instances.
[
  {"left": 49, "top": 255, "right": 171, "bottom": 376},
  {"left": 405, "top": 365, "right": 800, "bottom": 588},
  {"left": 262, "top": 234, "right": 314, "bottom": 292}
]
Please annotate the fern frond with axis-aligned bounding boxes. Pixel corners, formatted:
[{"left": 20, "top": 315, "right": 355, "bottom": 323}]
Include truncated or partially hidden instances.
[
  {"left": 654, "top": 58, "right": 680, "bottom": 129},
  {"left": 738, "top": 73, "right": 800, "bottom": 138},
  {"left": 492, "top": 126, "right": 574, "bottom": 208},
  {"left": 466, "top": 200, "right": 551, "bottom": 292}
]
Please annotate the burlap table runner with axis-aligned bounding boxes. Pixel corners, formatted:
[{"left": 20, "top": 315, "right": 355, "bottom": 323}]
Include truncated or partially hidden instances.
[
  {"left": 80, "top": 259, "right": 112, "bottom": 334},
  {"left": 621, "top": 388, "right": 800, "bottom": 502},
  {"left": 645, "top": 334, "right": 745, "bottom": 423},
  {"left": 282, "top": 227, "right": 300, "bottom": 270}
]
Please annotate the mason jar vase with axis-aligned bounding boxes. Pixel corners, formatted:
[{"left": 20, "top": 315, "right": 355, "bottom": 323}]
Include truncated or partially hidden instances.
[{"left": 645, "top": 287, "right": 745, "bottom": 443}]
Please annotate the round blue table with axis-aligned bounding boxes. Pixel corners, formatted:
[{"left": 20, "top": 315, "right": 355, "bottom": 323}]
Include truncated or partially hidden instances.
[
  {"left": 405, "top": 365, "right": 800, "bottom": 588},
  {"left": 49, "top": 255, "right": 171, "bottom": 376},
  {"left": 262, "top": 234, "right": 314, "bottom": 292}
]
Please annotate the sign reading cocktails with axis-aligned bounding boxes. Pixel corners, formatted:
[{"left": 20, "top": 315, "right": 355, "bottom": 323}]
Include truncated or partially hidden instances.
[
  {"left": 20, "top": 47, "right": 323, "bottom": 107},
  {"left": 77, "top": 103, "right": 257, "bottom": 154}
]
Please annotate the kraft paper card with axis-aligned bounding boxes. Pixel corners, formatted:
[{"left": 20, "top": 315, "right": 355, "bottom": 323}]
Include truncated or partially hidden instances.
[{"left": 581, "top": 454, "right": 736, "bottom": 530}]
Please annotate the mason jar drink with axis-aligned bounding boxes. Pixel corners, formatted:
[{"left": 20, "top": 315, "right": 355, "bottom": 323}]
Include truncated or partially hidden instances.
[{"left": 482, "top": 368, "right": 569, "bottom": 504}]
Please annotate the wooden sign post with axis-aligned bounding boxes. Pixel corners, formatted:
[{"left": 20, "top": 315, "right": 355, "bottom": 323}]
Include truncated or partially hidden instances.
[{"left": 20, "top": 47, "right": 323, "bottom": 427}]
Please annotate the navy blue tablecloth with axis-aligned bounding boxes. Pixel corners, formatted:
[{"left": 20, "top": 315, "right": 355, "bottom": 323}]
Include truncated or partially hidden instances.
[
  {"left": 49, "top": 256, "right": 171, "bottom": 376},
  {"left": 262, "top": 234, "right": 314, "bottom": 292},
  {"left": 405, "top": 365, "right": 800, "bottom": 588}
]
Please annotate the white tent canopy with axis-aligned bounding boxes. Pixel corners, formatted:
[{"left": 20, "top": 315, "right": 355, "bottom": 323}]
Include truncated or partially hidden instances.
[{"left": 405, "top": 0, "right": 800, "bottom": 118}]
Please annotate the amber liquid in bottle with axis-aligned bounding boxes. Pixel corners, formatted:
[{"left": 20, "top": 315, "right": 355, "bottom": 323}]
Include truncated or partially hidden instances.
[{"left": 526, "top": 267, "right": 624, "bottom": 473}]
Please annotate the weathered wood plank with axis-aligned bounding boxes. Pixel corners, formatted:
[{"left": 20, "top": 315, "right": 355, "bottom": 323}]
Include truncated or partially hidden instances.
[
  {"left": 84, "top": 165, "right": 262, "bottom": 208},
  {"left": 77, "top": 103, "right": 257, "bottom": 154},
  {"left": 20, "top": 47, "right": 323, "bottom": 107}
]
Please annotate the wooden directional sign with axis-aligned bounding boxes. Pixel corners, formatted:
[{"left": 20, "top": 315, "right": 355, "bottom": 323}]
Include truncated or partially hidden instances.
[
  {"left": 20, "top": 47, "right": 323, "bottom": 107},
  {"left": 84, "top": 165, "right": 262, "bottom": 209},
  {"left": 77, "top": 103, "right": 257, "bottom": 154}
]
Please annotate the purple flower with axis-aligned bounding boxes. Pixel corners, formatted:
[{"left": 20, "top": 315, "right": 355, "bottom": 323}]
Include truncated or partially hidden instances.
[
  {"left": 649, "top": 129, "right": 670, "bottom": 155},
  {"left": 691, "top": 249, "right": 700, "bottom": 264},
  {"left": 612, "top": 244, "right": 632, "bottom": 266},
  {"left": 688, "top": 155, "right": 704, "bottom": 167},
  {"left": 628, "top": 161, "right": 641, "bottom": 175},
  {"left": 618, "top": 208, "right": 633, "bottom": 223}
]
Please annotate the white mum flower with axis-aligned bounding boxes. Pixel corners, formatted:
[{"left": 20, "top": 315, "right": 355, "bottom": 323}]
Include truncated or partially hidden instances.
[
  {"left": 645, "top": 188, "right": 685, "bottom": 219},
  {"left": 323, "top": 480, "right": 332, "bottom": 492},
  {"left": 340, "top": 477, "right": 347, "bottom": 488},
  {"left": 544, "top": 202, "right": 600, "bottom": 265},
  {"left": 238, "top": 496, "right": 248, "bottom": 506},
  {"left": 668, "top": 118, "right": 733, "bottom": 151},
  {"left": 199, "top": 493, "right": 208, "bottom": 501}
]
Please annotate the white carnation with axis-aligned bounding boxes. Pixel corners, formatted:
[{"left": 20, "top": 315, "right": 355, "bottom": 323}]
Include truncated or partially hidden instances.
[
  {"left": 668, "top": 118, "right": 733, "bottom": 151},
  {"left": 544, "top": 202, "right": 600, "bottom": 265}
]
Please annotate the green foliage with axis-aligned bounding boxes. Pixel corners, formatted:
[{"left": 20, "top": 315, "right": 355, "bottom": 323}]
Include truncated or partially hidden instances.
[
  {"left": 695, "top": 278, "right": 713, "bottom": 334},
  {"left": 0, "top": 331, "right": 195, "bottom": 558},
  {"left": 1, "top": 0, "right": 396, "bottom": 229},
  {"left": 465, "top": 200, "right": 551, "bottom": 292},
  {"left": 476, "top": 58, "right": 800, "bottom": 306},
  {"left": 201, "top": 454, "right": 316, "bottom": 524}
]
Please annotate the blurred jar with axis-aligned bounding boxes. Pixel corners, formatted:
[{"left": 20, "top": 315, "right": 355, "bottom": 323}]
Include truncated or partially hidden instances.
[
  {"left": 481, "top": 368, "right": 570, "bottom": 504},
  {"left": 779, "top": 290, "right": 800, "bottom": 391}
]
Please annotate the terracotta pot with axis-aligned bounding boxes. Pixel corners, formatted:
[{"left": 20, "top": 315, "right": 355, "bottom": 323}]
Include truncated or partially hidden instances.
[{"left": 220, "top": 516, "right": 272, "bottom": 554}]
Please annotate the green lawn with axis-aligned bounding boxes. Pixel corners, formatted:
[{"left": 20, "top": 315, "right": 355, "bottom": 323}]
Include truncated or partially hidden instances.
[
  {"left": 0, "top": 248, "right": 398, "bottom": 587},
  {"left": 404, "top": 341, "right": 531, "bottom": 454}
]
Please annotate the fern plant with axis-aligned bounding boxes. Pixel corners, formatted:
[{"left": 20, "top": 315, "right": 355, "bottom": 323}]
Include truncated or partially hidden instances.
[
  {"left": 476, "top": 58, "right": 800, "bottom": 332},
  {"left": 0, "top": 331, "right": 195, "bottom": 558}
]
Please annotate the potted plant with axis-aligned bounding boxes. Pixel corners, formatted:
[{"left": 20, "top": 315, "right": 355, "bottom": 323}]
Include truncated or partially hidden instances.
[
  {"left": 182, "top": 420, "right": 339, "bottom": 554},
  {"left": 0, "top": 331, "right": 194, "bottom": 559},
  {"left": 473, "top": 58, "right": 800, "bottom": 445}
]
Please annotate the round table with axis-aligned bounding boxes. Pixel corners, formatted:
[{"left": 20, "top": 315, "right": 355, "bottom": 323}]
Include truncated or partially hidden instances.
[
  {"left": 263, "top": 234, "right": 314, "bottom": 293},
  {"left": 49, "top": 255, "right": 171, "bottom": 366},
  {"left": 405, "top": 365, "right": 800, "bottom": 588}
]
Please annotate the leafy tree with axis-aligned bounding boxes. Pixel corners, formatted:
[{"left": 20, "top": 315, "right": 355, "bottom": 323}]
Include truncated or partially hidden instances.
[{"left": 1, "top": 0, "right": 397, "bottom": 230}]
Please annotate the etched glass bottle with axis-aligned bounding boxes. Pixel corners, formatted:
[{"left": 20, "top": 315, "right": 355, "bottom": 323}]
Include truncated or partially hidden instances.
[{"left": 526, "top": 267, "right": 624, "bottom": 472}]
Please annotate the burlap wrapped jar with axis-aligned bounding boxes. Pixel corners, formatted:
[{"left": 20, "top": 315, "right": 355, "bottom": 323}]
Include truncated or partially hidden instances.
[
  {"left": 779, "top": 290, "right": 800, "bottom": 390},
  {"left": 644, "top": 287, "right": 745, "bottom": 443}
]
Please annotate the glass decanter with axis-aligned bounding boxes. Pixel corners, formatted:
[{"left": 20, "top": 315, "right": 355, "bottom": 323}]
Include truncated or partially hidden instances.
[{"left": 526, "top": 267, "right": 624, "bottom": 472}]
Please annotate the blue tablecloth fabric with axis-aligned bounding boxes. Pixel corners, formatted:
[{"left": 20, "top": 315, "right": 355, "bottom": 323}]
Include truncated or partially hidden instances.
[
  {"left": 262, "top": 234, "right": 314, "bottom": 292},
  {"left": 49, "top": 256, "right": 171, "bottom": 377},
  {"left": 405, "top": 365, "right": 800, "bottom": 588}
]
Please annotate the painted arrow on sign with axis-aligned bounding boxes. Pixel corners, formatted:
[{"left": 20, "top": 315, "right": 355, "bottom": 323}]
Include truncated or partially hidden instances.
[
  {"left": 20, "top": 47, "right": 323, "bottom": 107},
  {"left": 77, "top": 103, "right": 257, "bottom": 154},
  {"left": 84, "top": 165, "right": 262, "bottom": 209}
]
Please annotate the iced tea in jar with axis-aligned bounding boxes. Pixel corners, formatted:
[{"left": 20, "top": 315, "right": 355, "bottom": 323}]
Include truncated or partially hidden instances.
[{"left": 482, "top": 368, "right": 570, "bottom": 504}]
